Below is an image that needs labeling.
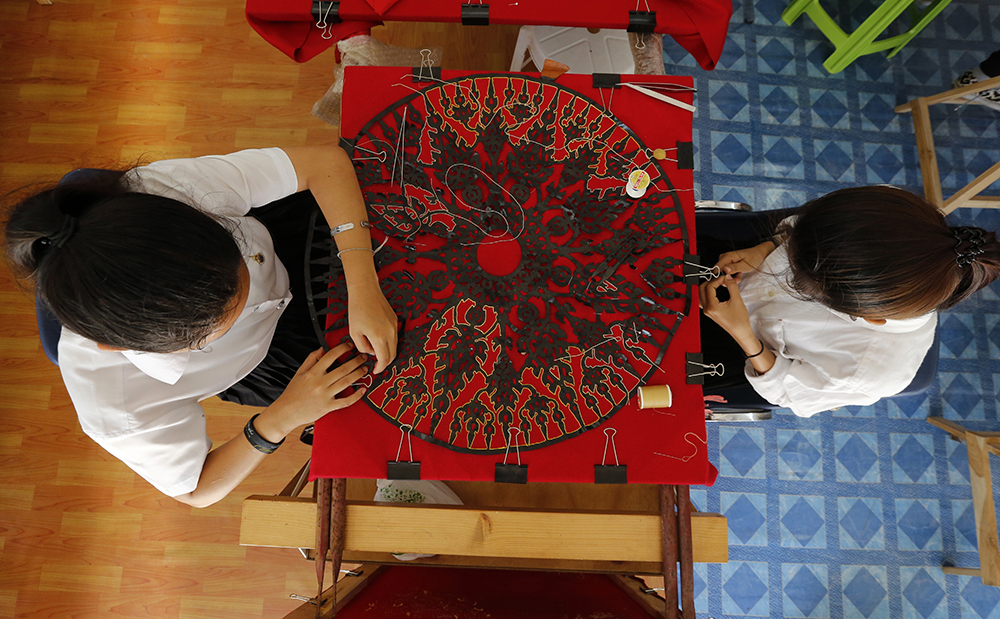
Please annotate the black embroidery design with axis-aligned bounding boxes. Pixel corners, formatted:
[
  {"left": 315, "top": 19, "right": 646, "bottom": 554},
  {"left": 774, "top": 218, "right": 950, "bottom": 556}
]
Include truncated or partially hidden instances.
[{"left": 307, "top": 74, "right": 692, "bottom": 454}]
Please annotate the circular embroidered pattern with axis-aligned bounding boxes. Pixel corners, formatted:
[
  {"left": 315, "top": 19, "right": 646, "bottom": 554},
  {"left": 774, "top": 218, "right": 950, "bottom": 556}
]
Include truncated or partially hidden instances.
[{"left": 308, "top": 74, "right": 691, "bottom": 454}]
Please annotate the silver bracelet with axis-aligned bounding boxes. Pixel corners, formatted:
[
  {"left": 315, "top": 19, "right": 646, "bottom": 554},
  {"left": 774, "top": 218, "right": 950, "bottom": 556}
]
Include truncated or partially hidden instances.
[
  {"left": 336, "top": 247, "right": 374, "bottom": 259},
  {"left": 330, "top": 221, "right": 371, "bottom": 237}
]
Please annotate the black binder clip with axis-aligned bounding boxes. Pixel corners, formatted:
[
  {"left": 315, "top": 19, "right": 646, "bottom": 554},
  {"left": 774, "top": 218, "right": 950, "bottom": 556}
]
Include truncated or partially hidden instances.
[
  {"left": 628, "top": 10, "right": 657, "bottom": 33},
  {"left": 594, "top": 428, "right": 627, "bottom": 484},
  {"left": 495, "top": 428, "right": 528, "bottom": 484},
  {"left": 311, "top": 1, "right": 341, "bottom": 24},
  {"left": 676, "top": 141, "right": 694, "bottom": 170},
  {"left": 387, "top": 424, "right": 421, "bottom": 480},
  {"left": 683, "top": 255, "right": 721, "bottom": 285},
  {"left": 461, "top": 2, "right": 490, "bottom": 25},
  {"left": 592, "top": 73, "right": 622, "bottom": 89},
  {"left": 412, "top": 65, "right": 442, "bottom": 82},
  {"left": 686, "top": 353, "right": 724, "bottom": 385}
]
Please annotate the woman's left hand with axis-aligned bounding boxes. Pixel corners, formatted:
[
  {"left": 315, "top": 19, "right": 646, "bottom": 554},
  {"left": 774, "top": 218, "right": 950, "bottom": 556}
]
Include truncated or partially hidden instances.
[
  {"left": 347, "top": 278, "right": 398, "bottom": 373},
  {"left": 699, "top": 274, "right": 752, "bottom": 337}
]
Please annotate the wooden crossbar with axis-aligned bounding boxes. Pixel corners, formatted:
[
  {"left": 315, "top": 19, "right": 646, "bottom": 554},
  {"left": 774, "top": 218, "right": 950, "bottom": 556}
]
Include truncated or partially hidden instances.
[{"left": 241, "top": 496, "right": 728, "bottom": 567}]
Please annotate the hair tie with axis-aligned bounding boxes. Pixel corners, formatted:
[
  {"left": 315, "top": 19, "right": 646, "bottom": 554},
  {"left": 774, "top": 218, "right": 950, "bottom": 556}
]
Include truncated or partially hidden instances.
[
  {"left": 41, "top": 214, "right": 79, "bottom": 250},
  {"left": 953, "top": 226, "right": 986, "bottom": 267}
]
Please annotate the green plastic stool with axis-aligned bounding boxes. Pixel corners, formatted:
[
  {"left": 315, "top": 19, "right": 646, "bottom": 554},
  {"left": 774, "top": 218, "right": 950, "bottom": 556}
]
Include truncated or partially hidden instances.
[{"left": 782, "top": 0, "right": 953, "bottom": 73}]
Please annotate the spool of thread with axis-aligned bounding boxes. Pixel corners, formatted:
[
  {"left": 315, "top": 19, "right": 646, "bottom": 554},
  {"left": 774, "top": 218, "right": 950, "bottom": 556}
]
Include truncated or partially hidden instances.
[{"left": 638, "top": 385, "right": 672, "bottom": 409}]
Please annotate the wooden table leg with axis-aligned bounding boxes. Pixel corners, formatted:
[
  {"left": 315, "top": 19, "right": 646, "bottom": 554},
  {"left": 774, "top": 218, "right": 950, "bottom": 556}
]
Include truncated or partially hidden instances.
[
  {"left": 660, "top": 485, "right": 678, "bottom": 619},
  {"left": 676, "top": 486, "right": 695, "bottom": 617}
]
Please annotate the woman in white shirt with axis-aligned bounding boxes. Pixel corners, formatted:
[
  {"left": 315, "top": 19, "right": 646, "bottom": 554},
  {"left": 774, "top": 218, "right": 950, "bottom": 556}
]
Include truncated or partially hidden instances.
[
  {"left": 699, "top": 185, "right": 1000, "bottom": 417},
  {"left": 3, "top": 146, "right": 397, "bottom": 506}
]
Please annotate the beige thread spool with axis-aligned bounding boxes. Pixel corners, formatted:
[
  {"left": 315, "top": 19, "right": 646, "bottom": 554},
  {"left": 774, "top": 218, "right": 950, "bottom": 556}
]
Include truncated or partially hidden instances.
[{"left": 638, "top": 385, "right": 672, "bottom": 409}]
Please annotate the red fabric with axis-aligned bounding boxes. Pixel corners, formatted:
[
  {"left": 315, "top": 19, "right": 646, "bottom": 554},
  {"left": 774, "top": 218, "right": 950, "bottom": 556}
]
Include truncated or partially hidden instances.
[
  {"left": 245, "top": 0, "right": 731, "bottom": 69},
  {"left": 338, "top": 567, "right": 654, "bottom": 618},
  {"left": 362, "top": 0, "right": 403, "bottom": 16},
  {"left": 245, "top": 0, "right": 373, "bottom": 63},
  {"left": 310, "top": 68, "right": 716, "bottom": 487},
  {"left": 335, "top": 0, "right": 732, "bottom": 70}
]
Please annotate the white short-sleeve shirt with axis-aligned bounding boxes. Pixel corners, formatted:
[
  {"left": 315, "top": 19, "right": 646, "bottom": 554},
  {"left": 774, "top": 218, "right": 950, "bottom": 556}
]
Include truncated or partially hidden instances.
[
  {"left": 738, "top": 244, "right": 936, "bottom": 417},
  {"left": 58, "top": 148, "right": 300, "bottom": 496}
]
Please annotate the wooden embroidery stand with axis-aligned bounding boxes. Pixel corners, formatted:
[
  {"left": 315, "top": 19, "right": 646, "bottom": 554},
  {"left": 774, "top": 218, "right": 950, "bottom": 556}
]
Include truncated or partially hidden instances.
[
  {"left": 927, "top": 417, "right": 1000, "bottom": 586},
  {"left": 894, "top": 75, "right": 1000, "bottom": 213},
  {"left": 239, "top": 468, "right": 728, "bottom": 618}
]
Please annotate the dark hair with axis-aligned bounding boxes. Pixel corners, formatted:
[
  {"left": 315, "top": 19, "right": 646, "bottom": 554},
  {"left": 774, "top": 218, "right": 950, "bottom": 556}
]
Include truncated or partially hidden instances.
[
  {"left": 3, "top": 171, "right": 244, "bottom": 353},
  {"left": 785, "top": 186, "right": 1000, "bottom": 318}
]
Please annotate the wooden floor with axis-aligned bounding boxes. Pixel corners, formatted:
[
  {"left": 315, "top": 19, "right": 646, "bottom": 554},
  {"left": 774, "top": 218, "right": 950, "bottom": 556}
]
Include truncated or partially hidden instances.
[{"left": 0, "top": 3, "right": 518, "bottom": 617}]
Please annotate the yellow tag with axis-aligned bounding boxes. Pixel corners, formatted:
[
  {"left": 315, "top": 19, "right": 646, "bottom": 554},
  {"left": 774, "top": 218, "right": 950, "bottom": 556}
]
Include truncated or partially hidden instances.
[{"left": 652, "top": 148, "right": 667, "bottom": 160}]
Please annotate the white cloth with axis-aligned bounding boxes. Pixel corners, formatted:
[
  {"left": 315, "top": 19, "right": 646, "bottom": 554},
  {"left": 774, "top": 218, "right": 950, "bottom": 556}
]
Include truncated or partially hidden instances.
[
  {"left": 738, "top": 244, "right": 936, "bottom": 418},
  {"left": 58, "top": 148, "right": 300, "bottom": 497}
]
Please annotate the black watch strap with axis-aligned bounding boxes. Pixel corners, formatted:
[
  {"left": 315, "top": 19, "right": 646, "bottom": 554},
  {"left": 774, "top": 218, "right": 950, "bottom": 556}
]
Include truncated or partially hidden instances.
[{"left": 244, "top": 413, "right": 285, "bottom": 455}]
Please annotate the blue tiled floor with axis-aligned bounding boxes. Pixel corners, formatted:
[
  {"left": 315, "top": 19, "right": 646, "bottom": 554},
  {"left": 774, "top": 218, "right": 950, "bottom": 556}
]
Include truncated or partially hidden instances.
[{"left": 663, "top": 1, "right": 1000, "bottom": 617}]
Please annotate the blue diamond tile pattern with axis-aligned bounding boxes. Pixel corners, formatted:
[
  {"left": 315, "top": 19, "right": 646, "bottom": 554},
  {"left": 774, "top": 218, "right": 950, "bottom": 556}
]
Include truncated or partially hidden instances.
[
  {"left": 961, "top": 577, "right": 1000, "bottom": 619},
  {"left": 781, "top": 495, "right": 826, "bottom": 548},
  {"left": 720, "top": 427, "right": 765, "bottom": 478},
  {"left": 949, "top": 440, "right": 971, "bottom": 485},
  {"left": 835, "top": 432, "right": 880, "bottom": 482},
  {"left": 941, "top": 313, "right": 977, "bottom": 359},
  {"left": 840, "top": 498, "right": 885, "bottom": 550},
  {"left": 710, "top": 80, "right": 750, "bottom": 121},
  {"left": 814, "top": 139, "right": 855, "bottom": 181},
  {"left": 763, "top": 135, "right": 804, "bottom": 178},
  {"left": 760, "top": 84, "right": 799, "bottom": 125},
  {"left": 901, "top": 567, "right": 946, "bottom": 619},
  {"left": 784, "top": 564, "right": 829, "bottom": 618},
  {"left": 940, "top": 373, "right": 984, "bottom": 420},
  {"left": 843, "top": 566, "right": 889, "bottom": 619},
  {"left": 896, "top": 499, "right": 942, "bottom": 551},
  {"left": 891, "top": 434, "right": 937, "bottom": 484},
  {"left": 779, "top": 429, "right": 823, "bottom": 480},
  {"left": 954, "top": 500, "right": 978, "bottom": 552},
  {"left": 757, "top": 36, "right": 796, "bottom": 74},
  {"left": 659, "top": 2, "right": 1000, "bottom": 617},
  {"left": 888, "top": 392, "right": 930, "bottom": 420},
  {"left": 723, "top": 492, "right": 767, "bottom": 545},
  {"left": 723, "top": 562, "right": 769, "bottom": 616},
  {"left": 811, "top": 89, "right": 849, "bottom": 129}
]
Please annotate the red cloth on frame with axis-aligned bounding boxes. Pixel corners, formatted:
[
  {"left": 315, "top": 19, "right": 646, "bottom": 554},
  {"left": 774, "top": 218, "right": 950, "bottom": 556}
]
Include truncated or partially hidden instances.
[
  {"left": 245, "top": 0, "right": 373, "bottom": 63},
  {"left": 309, "top": 67, "right": 717, "bottom": 487},
  {"left": 245, "top": 0, "right": 732, "bottom": 69}
]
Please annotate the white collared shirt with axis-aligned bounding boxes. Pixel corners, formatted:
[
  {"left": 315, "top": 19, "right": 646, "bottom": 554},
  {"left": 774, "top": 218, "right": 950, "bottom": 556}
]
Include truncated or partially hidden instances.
[
  {"left": 58, "top": 148, "right": 299, "bottom": 496},
  {"left": 738, "top": 244, "right": 936, "bottom": 417}
]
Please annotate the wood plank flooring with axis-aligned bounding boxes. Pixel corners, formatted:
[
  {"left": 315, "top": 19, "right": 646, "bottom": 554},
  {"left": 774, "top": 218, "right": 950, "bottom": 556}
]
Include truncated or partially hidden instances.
[{"left": 0, "top": 2, "right": 518, "bottom": 617}]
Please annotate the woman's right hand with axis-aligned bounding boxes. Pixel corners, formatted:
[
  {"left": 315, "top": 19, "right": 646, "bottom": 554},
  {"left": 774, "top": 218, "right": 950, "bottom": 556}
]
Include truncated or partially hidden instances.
[
  {"left": 715, "top": 240, "right": 777, "bottom": 276},
  {"left": 255, "top": 343, "right": 370, "bottom": 441}
]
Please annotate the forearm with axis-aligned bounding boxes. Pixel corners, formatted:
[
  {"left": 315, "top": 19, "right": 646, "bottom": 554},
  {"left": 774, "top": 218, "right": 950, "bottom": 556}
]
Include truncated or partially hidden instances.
[
  {"left": 174, "top": 434, "right": 267, "bottom": 508},
  {"left": 174, "top": 403, "right": 295, "bottom": 508},
  {"left": 729, "top": 326, "right": 777, "bottom": 375},
  {"left": 283, "top": 145, "right": 378, "bottom": 290}
]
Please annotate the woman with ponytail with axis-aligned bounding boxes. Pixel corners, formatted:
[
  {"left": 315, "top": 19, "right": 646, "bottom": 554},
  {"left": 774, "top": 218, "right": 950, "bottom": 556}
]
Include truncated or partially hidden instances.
[
  {"left": 698, "top": 185, "right": 1000, "bottom": 417},
  {"left": 3, "top": 146, "right": 398, "bottom": 506}
]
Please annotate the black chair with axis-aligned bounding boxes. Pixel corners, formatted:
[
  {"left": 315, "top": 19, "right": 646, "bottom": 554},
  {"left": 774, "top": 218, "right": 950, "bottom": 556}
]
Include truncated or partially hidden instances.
[{"left": 694, "top": 201, "right": 941, "bottom": 421}]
